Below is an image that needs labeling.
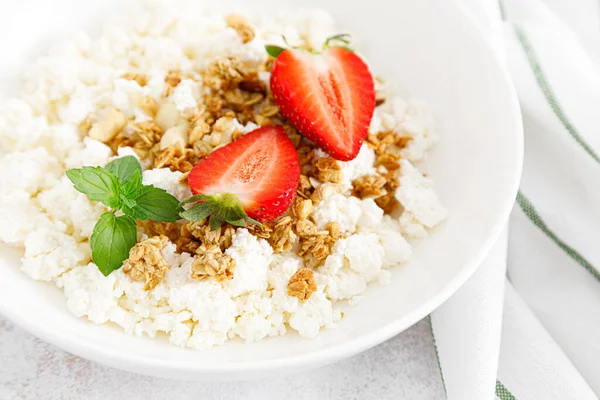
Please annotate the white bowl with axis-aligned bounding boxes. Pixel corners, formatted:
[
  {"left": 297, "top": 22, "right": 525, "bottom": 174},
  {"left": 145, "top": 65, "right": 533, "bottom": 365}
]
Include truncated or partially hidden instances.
[{"left": 0, "top": 0, "right": 522, "bottom": 380}]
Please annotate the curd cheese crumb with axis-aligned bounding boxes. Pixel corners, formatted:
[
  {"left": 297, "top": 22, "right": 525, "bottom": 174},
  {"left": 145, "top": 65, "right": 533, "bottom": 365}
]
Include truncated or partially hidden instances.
[
  {"left": 21, "top": 223, "right": 91, "bottom": 281},
  {"left": 395, "top": 159, "right": 446, "bottom": 228},
  {"left": 225, "top": 229, "right": 273, "bottom": 296},
  {"left": 311, "top": 193, "right": 362, "bottom": 234}
]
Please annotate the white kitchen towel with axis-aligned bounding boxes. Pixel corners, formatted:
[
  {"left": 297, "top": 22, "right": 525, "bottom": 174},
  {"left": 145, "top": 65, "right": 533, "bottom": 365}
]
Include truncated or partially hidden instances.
[{"left": 430, "top": 0, "right": 600, "bottom": 399}]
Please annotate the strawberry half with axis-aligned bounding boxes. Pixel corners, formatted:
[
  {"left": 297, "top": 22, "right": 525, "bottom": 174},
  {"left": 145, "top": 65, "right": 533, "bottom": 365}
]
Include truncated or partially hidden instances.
[
  {"left": 185, "top": 125, "right": 300, "bottom": 226},
  {"left": 268, "top": 38, "right": 376, "bottom": 161}
]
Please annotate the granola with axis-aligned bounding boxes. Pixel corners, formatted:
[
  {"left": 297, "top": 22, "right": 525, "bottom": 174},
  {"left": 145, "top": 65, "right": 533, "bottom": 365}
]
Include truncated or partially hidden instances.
[
  {"left": 225, "top": 14, "right": 255, "bottom": 44},
  {"left": 122, "top": 235, "right": 170, "bottom": 291},
  {"left": 191, "top": 244, "right": 235, "bottom": 282},
  {"left": 287, "top": 268, "right": 318, "bottom": 301}
]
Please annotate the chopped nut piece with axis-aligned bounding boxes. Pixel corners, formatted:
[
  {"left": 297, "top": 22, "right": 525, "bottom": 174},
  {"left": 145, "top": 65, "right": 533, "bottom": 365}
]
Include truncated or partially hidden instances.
[
  {"left": 287, "top": 268, "right": 317, "bottom": 301},
  {"left": 122, "top": 235, "right": 170, "bottom": 291},
  {"left": 352, "top": 175, "right": 387, "bottom": 199},
  {"left": 191, "top": 244, "right": 235, "bottom": 282},
  {"left": 313, "top": 157, "right": 342, "bottom": 183},
  {"left": 310, "top": 183, "right": 345, "bottom": 203},
  {"left": 225, "top": 14, "right": 255, "bottom": 44},
  {"left": 155, "top": 103, "right": 180, "bottom": 131},
  {"left": 122, "top": 72, "right": 149, "bottom": 87},
  {"left": 88, "top": 108, "right": 127, "bottom": 143},
  {"left": 160, "top": 123, "right": 189, "bottom": 151},
  {"left": 291, "top": 198, "right": 313, "bottom": 220},
  {"left": 268, "top": 216, "right": 297, "bottom": 253}
]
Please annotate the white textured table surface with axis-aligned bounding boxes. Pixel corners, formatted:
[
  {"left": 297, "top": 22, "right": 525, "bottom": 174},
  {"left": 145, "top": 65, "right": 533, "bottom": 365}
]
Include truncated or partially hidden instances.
[{"left": 0, "top": 316, "right": 444, "bottom": 400}]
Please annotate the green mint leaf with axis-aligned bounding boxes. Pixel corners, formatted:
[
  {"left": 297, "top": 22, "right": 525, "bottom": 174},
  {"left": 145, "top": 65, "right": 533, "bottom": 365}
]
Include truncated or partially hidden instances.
[
  {"left": 105, "top": 156, "right": 142, "bottom": 185},
  {"left": 180, "top": 201, "right": 217, "bottom": 222},
  {"left": 66, "top": 167, "right": 122, "bottom": 210},
  {"left": 122, "top": 170, "right": 143, "bottom": 198},
  {"left": 90, "top": 212, "right": 137, "bottom": 276},
  {"left": 120, "top": 195, "right": 137, "bottom": 210},
  {"left": 123, "top": 186, "right": 181, "bottom": 222},
  {"left": 265, "top": 45, "right": 286, "bottom": 58}
]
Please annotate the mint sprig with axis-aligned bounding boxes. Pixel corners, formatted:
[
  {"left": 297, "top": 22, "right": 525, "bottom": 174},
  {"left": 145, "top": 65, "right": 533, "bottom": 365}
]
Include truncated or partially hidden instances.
[
  {"left": 66, "top": 156, "right": 181, "bottom": 276},
  {"left": 65, "top": 167, "right": 122, "bottom": 209},
  {"left": 105, "top": 156, "right": 142, "bottom": 184},
  {"left": 180, "top": 193, "right": 262, "bottom": 231},
  {"left": 123, "top": 185, "right": 182, "bottom": 222},
  {"left": 91, "top": 212, "right": 137, "bottom": 276}
]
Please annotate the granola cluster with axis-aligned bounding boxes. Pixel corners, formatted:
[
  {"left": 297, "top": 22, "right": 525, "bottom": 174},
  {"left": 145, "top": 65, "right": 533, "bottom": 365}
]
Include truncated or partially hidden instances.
[
  {"left": 360, "top": 130, "right": 412, "bottom": 213},
  {"left": 191, "top": 244, "right": 235, "bottom": 282},
  {"left": 122, "top": 235, "right": 170, "bottom": 291},
  {"left": 287, "top": 268, "right": 317, "bottom": 301}
]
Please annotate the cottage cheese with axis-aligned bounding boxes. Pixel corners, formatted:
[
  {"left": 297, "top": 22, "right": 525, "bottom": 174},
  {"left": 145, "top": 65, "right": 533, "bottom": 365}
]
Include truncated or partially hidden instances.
[{"left": 0, "top": 2, "right": 446, "bottom": 349}]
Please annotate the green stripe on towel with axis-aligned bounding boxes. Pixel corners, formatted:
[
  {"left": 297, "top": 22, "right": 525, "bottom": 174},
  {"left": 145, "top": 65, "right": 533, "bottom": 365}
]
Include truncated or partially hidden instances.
[
  {"left": 514, "top": 25, "right": 600, "bottom": 164},
  {"left": 496, "top": 381, "right": 517, "bottom": 400},
  {"left": 517, "top": 192, "right": 600, "bottom": 282},
  {"left": 428, "top": 316, "right": 447, "bottom": 396}
]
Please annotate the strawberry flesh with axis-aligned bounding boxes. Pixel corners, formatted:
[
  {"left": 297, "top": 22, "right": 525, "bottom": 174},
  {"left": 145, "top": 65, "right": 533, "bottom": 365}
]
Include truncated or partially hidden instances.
[
  {"left": 270, "top": 47, "right": 375, "bottom": 161},
  {"left": 187, "top": 125, "right": 300, "bottom": 221}
]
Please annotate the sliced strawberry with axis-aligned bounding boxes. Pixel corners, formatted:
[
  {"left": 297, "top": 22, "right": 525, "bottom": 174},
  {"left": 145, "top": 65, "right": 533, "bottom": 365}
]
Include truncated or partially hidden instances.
[
  {"left": 270, "top": 45, "right": 375, "bottom": 161},
  {"left": 186, "top": 125, "right": 300, "bottom": 223}
]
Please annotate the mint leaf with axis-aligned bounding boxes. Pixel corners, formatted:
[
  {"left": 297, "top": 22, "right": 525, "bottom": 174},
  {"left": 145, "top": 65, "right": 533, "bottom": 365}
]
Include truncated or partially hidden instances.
[
  {"left": 122, "top": 170, "right": 143, "bottom": 198},
  {"left": 123, "top": 186, "right": 181, "bottom": 222},
  {"left": 90, "top": 212, "right": 137, "bottom": 276},
  {"left": 265, "top": 45, "right": 285, "bottom": 58},
  {"left": 66, "top": 167, "right": 122, "bottom": 209},
  {"left": 105, "top": 156, "right": 142, "bottom": 185}
]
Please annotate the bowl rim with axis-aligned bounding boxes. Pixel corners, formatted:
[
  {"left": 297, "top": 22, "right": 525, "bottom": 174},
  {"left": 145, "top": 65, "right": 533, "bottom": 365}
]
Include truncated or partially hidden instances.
[{"left": 0, "top": 0, "right": 524, "bottom": 379}]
